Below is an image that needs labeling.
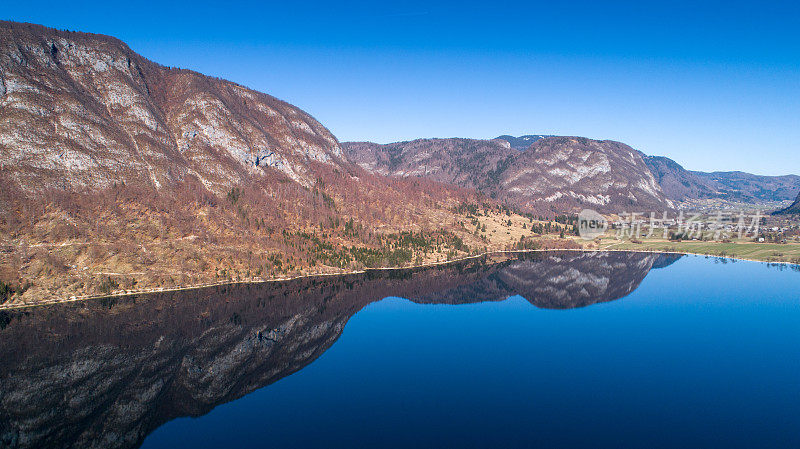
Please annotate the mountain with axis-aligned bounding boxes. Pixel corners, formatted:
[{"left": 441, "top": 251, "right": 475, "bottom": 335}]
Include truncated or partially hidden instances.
[
  {"left": 494, "top": 134, "right": 554, "bottom": 150},
  {"left": 344, "top": 133, "right": 799, "bottom": 213},
  {"left": 0, "top": 20, "right": 349, "bottom": 193},
  {"left": 500, "top": 137, "right": 671, "bottom": 213},
  {"left": 644, "top": 155, "right": 800, "bottom": 204},
  {"left": 774, "top": 192, "right": 800, "bottom": 214},
  {"left": 0, "top": 21, "right": 501, "bottom": 304},
  {"left": 694, "top": 171, "right": 800, "bottom": 203},
  {"left": 343, "top": 136, "right": 673, "bottom": 214}
]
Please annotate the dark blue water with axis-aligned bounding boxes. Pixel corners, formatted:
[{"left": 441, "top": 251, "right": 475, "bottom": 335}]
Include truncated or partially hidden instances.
[
  {"left": 1, "top": 252, "right": 798, "bottom": 448},
  {"left": 138, "top": 255, "right": 799, "bottom": 449}
]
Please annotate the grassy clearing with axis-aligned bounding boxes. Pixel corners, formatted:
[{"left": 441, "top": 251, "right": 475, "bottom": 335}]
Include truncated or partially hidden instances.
[{"left": 599, "top": 238, "right": 800, "bottom": 263}]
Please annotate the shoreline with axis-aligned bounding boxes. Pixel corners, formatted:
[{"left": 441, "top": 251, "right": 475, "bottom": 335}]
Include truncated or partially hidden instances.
[{"left": 2, "top": 248, "right": 797, "bottom": 311}]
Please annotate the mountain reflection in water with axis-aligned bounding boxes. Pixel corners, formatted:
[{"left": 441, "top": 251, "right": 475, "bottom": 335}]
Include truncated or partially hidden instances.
[{"left": 0, "top": 251, "right": 681, "bottom": 449}]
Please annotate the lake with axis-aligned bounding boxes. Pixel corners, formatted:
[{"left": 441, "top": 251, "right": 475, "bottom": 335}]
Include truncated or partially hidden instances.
[{"left": 1, "top": 251, "right": 798, "bottom": 448}]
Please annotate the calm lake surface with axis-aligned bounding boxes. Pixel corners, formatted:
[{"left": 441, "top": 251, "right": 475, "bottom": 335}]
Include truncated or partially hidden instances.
[{"left": 1, "top": 251, "right": 798, "bottom": 448}]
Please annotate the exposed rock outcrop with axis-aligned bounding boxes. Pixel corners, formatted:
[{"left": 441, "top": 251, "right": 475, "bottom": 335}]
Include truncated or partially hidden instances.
[{"left": 0, "top": 21, "right": 346, "bottom": 193}]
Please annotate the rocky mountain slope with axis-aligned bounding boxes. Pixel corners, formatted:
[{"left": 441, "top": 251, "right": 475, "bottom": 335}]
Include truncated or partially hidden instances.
[
  {"left": 0, "top": 21, "right": 515, "bottom": 304},
  {"left": 343, "top": 136, "right": 673, "bottom": 214},
  {"left": 501, "top": 137, "right": 671, "bottom": 213},
  {"left": 0, "top": 20, "right": 348, "bottom": 193}
]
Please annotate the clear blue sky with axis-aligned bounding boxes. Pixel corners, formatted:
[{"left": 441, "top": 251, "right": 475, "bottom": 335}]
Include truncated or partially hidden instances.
[{"left": 4, "top": 1, "right": 799, "bottom": 175}]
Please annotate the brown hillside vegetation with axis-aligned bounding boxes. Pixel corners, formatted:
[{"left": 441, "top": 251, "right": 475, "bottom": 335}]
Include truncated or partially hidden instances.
[{"left": 0, "top": 21, "right": 580, "bottom": 305}]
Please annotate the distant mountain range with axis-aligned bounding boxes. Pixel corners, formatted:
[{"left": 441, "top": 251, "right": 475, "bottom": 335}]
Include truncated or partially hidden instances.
[
  {"left": 344, "top": 135, "right": 800, "bottom": 213},
  {"left": 643, "top": 156, "right": 800, "bottom": 204}
]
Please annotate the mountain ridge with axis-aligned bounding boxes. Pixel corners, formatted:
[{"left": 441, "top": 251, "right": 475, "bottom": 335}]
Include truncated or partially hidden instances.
[
  {"left": 343, "top": 136, "right": 674, "bottom": 214},
  {"left": 344, "top": 134, "right": 800, "bottom": 212},
  {"left": 643, "top": 154, "right": 800, "bottom": 204}
]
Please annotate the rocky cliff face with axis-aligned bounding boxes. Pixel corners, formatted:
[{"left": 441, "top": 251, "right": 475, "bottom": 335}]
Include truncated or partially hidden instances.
[
  {"left": 0, "top": 251, "right": 677, "bottom": 449},
  {"left": 0, "top": 21, "right": 346, "bottom": 193},
  {"left": 344, "top": 136, "right": 673, "bottom": 214}
]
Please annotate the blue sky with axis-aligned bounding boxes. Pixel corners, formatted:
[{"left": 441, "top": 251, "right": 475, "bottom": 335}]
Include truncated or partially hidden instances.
[{"left": 4, "top": 1, "right": 799, "bottom": 175}]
